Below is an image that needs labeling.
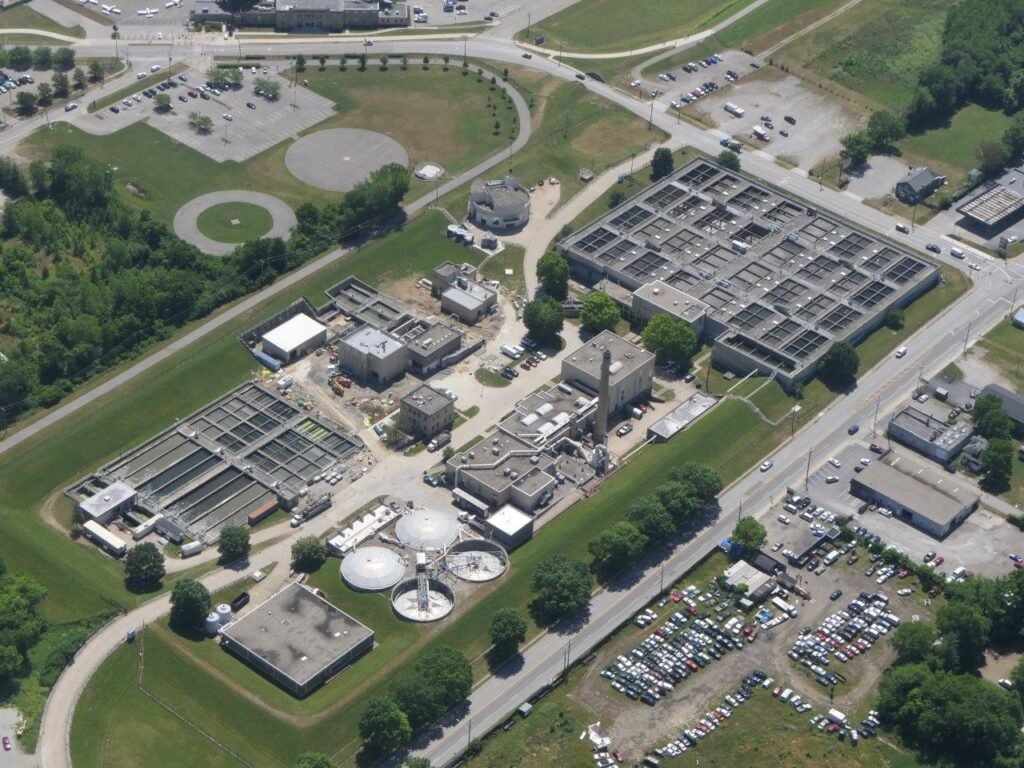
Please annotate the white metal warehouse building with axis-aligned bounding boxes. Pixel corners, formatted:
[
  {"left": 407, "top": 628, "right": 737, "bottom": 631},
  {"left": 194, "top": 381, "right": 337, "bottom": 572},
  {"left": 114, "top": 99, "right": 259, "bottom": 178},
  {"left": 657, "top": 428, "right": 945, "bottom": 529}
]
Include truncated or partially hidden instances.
[{"left": 261, "top": 314, "right": 327, "bottom": 363}]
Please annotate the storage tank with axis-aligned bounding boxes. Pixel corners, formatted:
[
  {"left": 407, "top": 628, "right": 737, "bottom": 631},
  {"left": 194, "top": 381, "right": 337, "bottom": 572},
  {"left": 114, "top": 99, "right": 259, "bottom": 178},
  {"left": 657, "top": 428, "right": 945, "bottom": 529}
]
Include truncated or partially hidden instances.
[
  {"left": 205, "top": 612, "right": 221, "bottom": 636},
  {"left": 216, "top": 603, "right": 232, "bottom": 625}
]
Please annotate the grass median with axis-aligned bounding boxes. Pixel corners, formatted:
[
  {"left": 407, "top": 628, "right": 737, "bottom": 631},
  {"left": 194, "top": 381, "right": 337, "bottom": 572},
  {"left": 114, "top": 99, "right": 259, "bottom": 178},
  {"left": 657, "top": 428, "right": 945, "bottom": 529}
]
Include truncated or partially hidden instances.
[{"left": 87, "top": 63, "right": 188, "bottom": 113}]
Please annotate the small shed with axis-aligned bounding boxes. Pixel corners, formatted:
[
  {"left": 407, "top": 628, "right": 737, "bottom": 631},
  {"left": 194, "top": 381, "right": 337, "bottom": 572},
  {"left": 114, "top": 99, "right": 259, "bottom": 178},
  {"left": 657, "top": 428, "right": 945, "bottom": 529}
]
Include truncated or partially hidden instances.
[{"left": 1013, "top": 307, "right": 1024, "bottom": 329}]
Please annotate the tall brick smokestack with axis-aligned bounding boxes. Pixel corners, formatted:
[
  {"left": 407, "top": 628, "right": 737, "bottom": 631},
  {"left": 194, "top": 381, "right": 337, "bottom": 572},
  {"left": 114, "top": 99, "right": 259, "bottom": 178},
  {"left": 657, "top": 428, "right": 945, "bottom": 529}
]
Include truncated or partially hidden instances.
[{"left": 595, "top": 348, "right": 611, "bottom": 444}]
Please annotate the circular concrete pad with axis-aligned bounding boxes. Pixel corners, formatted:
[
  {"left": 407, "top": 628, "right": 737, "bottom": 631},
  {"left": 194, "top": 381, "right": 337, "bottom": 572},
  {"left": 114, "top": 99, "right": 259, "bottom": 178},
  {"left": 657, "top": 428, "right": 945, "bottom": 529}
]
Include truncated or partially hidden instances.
[
  {"left": 174, "top": 191, "right": 296, "bottom": 256},
  {"left": 285, "top": 128, "right": 409, "bottom": 192}
]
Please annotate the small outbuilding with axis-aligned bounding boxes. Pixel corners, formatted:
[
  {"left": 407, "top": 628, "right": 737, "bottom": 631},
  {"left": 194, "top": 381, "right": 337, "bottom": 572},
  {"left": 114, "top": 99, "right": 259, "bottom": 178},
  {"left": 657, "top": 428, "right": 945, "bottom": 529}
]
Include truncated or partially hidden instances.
[
  {"left": 261, "top": 314, "right": 327, "bottom": 363},
  {"left": 468, "top": 176, "right": 531, "bottom": 232},
  {"left": 79, "top": 481, "right": 136, "bottom": 524},
  {"left": 481, "top": 504, "right": 534, "bottom": 550}
]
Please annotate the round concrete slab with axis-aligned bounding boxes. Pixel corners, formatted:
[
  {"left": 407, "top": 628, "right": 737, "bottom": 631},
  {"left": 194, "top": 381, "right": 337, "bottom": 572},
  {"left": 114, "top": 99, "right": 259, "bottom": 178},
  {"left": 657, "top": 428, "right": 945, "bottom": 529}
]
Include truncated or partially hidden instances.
[
  {"left": 285, "top": 128, "right": 409, "bottom": 192},
  {"left": 174, "top": 191, "right": 296, "bottom": 256}
]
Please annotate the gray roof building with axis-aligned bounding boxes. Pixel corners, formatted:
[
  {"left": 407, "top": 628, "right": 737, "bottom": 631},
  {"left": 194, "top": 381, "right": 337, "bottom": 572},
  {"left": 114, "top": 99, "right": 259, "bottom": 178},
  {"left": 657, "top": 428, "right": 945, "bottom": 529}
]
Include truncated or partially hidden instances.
[
  {"left": 558, "top": 159, "right": 939, "bottom": 392},
  {"left": 630, "top": 279, "right": 709, "bottom": 333},
  {"left": 338, "top": 325, "right": 407, "bottom": 384},
  {"left": 895, "top": 167, "right": 946, "bottom": 204},
  {"left": 220, "top": 582, "right": 374, "bottom": 697},
  {"left": 850, "top": 452, "right": 979, "bottom": 539},
  {"left": 562, "top": 331, "right": 655, "bottom": 412},
  {"left": 957, "top": 166, "right": 1024, "bottom": 228},
  {"left": 887, "top": 405, "right": 973, "bottom": 463},
  {"left": 980, "top": 383, "right": 1024, "bottom": 428},
  {"left": 468, "top": 176, "right": 531, "bottom": 231}
]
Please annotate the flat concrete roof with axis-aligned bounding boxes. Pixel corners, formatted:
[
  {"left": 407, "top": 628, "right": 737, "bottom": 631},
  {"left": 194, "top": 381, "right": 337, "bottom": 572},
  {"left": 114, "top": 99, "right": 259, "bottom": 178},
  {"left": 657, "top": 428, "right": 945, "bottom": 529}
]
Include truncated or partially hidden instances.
[
  {"left": 959, "top": 183, "right": 1024, "bottom": 226},
  {"left": 500, "top": 383, "right": 594, "bottom": 444},
  {"left": 80, "top": 481, "right": 136, "bottom": 518},
  {"left": 559, "top": 158, "right": 938, "bottom": 381},
  {"left": 262, "top": 314, "right": 326, "bottom": 354},
  {"left": 402, "top": 384, "right": 454, "bottom": 417},
  {"left": 563, "top": 330, "right": 655, "bottom": 387},
  {"left": 633, "top": 280, "right": 709, "bottom": 323},
  {"left": 341, "top": 325, "right": 404, "bottom": 358},
  {"left": 647, "top": 392, "right": 717, "bottom": 441},
  {"left": 221, "top": 582, "right": 372, "bottom": 688},
  {"left": 724, "top": 560, "right": 770, "bottom": 591},
  {"left": 450, "top": 433, "right": 556, "bottom": 494},
  {"left": 488, "top": 504, "right": 534, "bottom": 535},
  {"left": 889, "top": 405, "right": 973, "bottom": 450},
  {"left": 855, "top": 453, "right": 978, "bottom": 527},
  {"left": 407, "top": 323, "right": 462, "bottom": 358},
  {"left": 443, "top": 282, "right": 494, "bottom": 311}
]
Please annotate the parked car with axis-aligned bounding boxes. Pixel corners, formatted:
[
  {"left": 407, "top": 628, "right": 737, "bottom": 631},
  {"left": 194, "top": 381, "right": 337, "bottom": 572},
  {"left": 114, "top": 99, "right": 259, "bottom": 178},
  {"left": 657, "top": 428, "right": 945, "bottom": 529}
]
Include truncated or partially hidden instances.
[
  {"left": 616, "top": 423, "right": 633, "bottom": 437},
  {"left": 926, "top": 243, "right": 941, "bottom": 254},
  {"left": 759, "top": 460, "right": 774, "bottom": 472}
]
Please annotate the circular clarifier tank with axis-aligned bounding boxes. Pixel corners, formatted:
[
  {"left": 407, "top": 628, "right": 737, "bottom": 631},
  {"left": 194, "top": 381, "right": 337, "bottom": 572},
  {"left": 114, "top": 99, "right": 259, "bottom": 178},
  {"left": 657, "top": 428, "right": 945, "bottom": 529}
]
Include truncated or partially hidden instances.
[
  {"left": 395, "top": 510, "right": 459, "bottom": 551},
  {"left": 391, "top": 577, "right": 455, "bottom": 622},
  {"left": 443, "top": 539, "right": 509, "bottom": 582},
  {"left": 341, "top": 546, "right": 407, "bottom": 591}
]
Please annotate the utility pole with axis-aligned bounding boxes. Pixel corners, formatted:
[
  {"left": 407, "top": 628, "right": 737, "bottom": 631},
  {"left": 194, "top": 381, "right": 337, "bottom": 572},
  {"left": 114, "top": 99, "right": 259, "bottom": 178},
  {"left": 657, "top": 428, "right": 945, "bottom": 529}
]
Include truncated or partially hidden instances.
[
  {"left": 526, "top": 12, "right": 530, "bottom": 38},
  {"left": 804, "top": 447, "right": 812, "bottom": 489},
  {"left": 628, "top": 151, "right": 636, "bottom": 178},
  {"left": 872, "top": 394, "right": 881, "bottom": 438},
  {"left": 648, "top": 94, "right": 655, "bottom": 129},
  {"left": 1011, "top": 285, "right": 1019, "bottom": 317},
  {"left": 962, "top": 318, "right": 972, "bottom": 357}
]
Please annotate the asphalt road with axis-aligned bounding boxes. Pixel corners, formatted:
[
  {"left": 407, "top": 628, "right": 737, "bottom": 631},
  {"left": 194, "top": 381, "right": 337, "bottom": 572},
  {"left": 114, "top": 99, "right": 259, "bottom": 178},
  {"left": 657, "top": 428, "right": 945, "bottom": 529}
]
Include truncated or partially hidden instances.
[{"left": 17, "top": 10, "right": 1024, "bottom": 768}]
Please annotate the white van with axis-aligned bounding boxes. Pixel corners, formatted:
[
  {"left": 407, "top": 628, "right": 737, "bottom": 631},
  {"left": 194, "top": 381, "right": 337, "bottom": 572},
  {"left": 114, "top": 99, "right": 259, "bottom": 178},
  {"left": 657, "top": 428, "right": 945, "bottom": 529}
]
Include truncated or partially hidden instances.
[
  {"left": 895, "top": 346, "right": 907, "bottom": 358},
  {"left": 950, "top": 247, "right": 965, "bottom": 259},
  {"left": 780, "top": 688, "right": 793, "bottom": 702}
]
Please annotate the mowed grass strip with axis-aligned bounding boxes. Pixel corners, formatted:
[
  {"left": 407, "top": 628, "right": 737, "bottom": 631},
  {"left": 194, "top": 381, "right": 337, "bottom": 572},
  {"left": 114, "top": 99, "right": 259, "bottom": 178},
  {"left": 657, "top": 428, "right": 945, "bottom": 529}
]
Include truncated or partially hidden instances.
[
  {"left": 88, "top": 63, "right": 188, "bottom": 113},
  {"left": 898, "top": 105, "right": 1013, "bottom": 187},
  {"left": 196, "top": 201, "right": 274, "bottom": 243},
  {"left": 0, "top": 4, "right": 84, "bottom": 36},
  {"left": 518, "top": 0, "right": 759, "bottom": 54}
]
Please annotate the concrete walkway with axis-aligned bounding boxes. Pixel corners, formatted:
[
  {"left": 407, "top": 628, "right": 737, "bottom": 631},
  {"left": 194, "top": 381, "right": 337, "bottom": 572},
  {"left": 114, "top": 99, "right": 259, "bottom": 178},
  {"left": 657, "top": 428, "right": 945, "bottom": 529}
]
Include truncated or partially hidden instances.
[
  {"left": 173, "top": 191, "right": 297, "bottom": 256},
  {"left": 0, "top": 27, "right": 80, "bottom": 42}
]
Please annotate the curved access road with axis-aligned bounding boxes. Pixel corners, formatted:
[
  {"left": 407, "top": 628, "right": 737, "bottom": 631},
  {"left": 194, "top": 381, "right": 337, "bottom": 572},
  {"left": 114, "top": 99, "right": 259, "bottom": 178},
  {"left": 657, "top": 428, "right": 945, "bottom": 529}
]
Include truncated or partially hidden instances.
[{"left": 173, "top": 190, "right": 297, "bottom": 256}]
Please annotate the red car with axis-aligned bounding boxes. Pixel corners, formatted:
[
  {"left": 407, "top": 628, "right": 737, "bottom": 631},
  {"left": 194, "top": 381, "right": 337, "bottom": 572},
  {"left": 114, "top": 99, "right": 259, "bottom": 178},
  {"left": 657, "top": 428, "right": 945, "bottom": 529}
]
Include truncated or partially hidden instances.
[
  {"left": 869, "top": 443, "right": 885, "bottom": 454},
  {"left": 898, "top": 569, "right": 910, "bottom": 579},
  {"left": 1015, "top": 562, "right": 1024, "bottom": 570},
  {"left": 932, "top": 555, "right": 944, "bottom": 566}
]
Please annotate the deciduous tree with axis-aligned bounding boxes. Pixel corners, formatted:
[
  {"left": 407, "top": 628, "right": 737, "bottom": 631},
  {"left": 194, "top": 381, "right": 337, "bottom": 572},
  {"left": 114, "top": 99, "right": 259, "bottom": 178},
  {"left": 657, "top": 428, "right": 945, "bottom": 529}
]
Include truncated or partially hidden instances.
[
  {"left": 818, "top": 341, "right": 859, "bottom": 391},
  {"left": 124, "top": 542, "right": 165, "bottom": 587},
  {"left": 650, "top": 147, "right": 674, "bottom": 181},
  {"left": 580, "top": 291, "right": 620, "bottom": 333},
  {"left": 530, "top": 554, "right": 593, "bottom": 624},
  {"left": 523, "top": 297, "right": 564, "bottom": 343},
  {"left": 536, "top": 251, "right": 569, "bottom": 300},
  {"left": 641, "top": 314, "right": 696, "bottom": 366},
  {"left": 169, "top": 578, "right": 211, "bottom": 631},
  {"left": 291, "top": 535, "right": 327, "bottom": 573},
  {"left": 588, "top": 521, "right": 648, "bottom": 574},
  {"left": 358, "top": 696, "right": 411, "bottom": 754},
  {"left": 489, "top": 607, "right": 528, "bottom": 656}
]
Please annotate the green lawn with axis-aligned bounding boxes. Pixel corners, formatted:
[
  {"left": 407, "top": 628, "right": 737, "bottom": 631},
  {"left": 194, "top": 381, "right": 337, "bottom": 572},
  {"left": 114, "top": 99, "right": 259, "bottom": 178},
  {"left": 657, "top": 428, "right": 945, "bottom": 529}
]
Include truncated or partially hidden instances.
[
  {"left": 196, "top": 202, "right": 274, "bottom": 243},
  {"left": 642, "top": 0, "right": 848, "bottom": 76},
  {"left": 517, "top": 0, "right": 759, "bottom": 54},
  {"left": 663, "top": 690, "right": 924, "bottom": 767},
  {"left": 899, "top": 105, "right": 1014, "bottom": 188},
  {"left": 978, "top": 320, "right": 1024, "bottom": 390},
  {"left": 773, "top": 0, "right": 951, "bottom": 112},
  {"left": 475, "top": 367, "right": 511, "bottom": 387},
  {"left": 300, "top": 64, "right": 511, "bottom": 190},
  {"left": 479, "top": 245, "right": 526, "bottom": 299},
  {"left": 0, "top": 3, "right": 84, "bottom": 36}
]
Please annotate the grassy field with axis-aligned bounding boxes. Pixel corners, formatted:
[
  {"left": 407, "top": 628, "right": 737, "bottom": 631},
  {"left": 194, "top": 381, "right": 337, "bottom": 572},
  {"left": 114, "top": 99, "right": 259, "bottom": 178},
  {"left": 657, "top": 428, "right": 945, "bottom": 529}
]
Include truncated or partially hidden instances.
[
  {"left": 475, "top": 367, "right": 511, "bottom": 387},
  {"left": 898, "top": 105, "right": 1013, "bottom": 188},
  {"left": 516, "top": 0, "right": 759, "bottom": 54},
  {"left": 196, "top": 201, "right": 274, "bottom": 243},
  {"left": 772, "top": 0, "right": 952, "bottom": 112},
  {"left": 479, "top": 244, "right": 527, "bottom": 299},
  {"left": 663, "top": 690, "right": 923, "bottom": 767},
  {"left": 0, "top": 3, "right": 84, "bottom": 36},
  {"left": 642, "top": 0, "right": 848, "bottom": 77},
  {"left": 27, "top": 66, "right": 507, "bottom": 225},
  {"left": 301, "top": 65, "right": 510, "bottom": 189},
  {"left": 976, "top": 320, "right": 1024, "bottom": 507}
]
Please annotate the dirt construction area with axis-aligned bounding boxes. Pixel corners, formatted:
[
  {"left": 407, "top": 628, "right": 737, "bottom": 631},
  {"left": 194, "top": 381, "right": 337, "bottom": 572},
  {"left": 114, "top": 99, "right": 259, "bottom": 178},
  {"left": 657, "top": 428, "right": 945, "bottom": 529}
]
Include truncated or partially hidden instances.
[
  {"left": 694, "top": 69, "right": 862, "bottom": 168},
  {"left": 572, "top": 544, "right": 932, "bottom": 760}
]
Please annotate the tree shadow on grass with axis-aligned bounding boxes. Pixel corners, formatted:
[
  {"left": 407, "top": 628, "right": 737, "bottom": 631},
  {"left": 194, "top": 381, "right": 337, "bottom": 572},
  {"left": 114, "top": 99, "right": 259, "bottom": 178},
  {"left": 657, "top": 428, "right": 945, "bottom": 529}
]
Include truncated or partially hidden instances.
[{"left": 484, "top": 646, "right": 525, "bottom": 678}]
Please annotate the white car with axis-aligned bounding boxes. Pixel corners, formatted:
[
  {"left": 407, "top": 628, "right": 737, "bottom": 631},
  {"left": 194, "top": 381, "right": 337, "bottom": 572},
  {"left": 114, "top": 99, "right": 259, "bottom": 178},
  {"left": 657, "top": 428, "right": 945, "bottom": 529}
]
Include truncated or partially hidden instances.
[
  {"left": 222, "top": 112, "right": 233, "bottom": 121},
  {"left": 64, "top": 101, "right": 78, "bottom": 112},
  {"left": 760, "top": 460, "right": 774, "bottom": 472},
  {"left": 879, "top": 508, "right": 894, "bottom": 518},
  {"left": 828, "top": 457, "right": 841, "bottom": 468},
  {"left": 969, "top": 262, "right": 981, "bottom": 271},
  {"left": 897, "top": 588, "right": 913, "bottom": 596},
  {"left": 859, "top": 457, "right": 871, "bottom": 466},
  {"left": 630, "top": 79, "right": 641, "bottom": 87}
]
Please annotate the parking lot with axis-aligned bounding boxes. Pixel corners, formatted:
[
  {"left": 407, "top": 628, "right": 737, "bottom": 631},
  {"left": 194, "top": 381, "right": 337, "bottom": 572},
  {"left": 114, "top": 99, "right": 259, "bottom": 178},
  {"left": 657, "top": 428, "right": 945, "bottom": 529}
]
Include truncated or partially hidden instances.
[
  {"left": 690, "top": 66, "right": 861, "bottom": 169},
  {"left": 92, "top": 66, "right": 335, "bottom": 163},
  {"left": 759, "top": 437, "right": 1024, "bottom": 580}
]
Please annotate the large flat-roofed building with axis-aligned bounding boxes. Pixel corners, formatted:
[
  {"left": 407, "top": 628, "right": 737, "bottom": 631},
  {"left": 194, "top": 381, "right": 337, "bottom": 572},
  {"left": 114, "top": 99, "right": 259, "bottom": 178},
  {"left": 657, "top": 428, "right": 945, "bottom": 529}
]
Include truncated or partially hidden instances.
[
  {"left": 220, "top": 582, "right": 374, "bottom": 697},
  {"left": 261, "top": 313, "right": 327, "bottom": 363},
  {"left": 468, "top": 176, "right": 531, "bottom": 232},
  {"left": 558, "top": 159, "right": 939, "bottom": 392},
  {"left": 338, "top": 325, "right": 407, "bottom": 385},
  {"left": 630, "top": 279, "right": 709, "bottom": 335},
  {"left": 887, "top": 405, "right": 973, "bottom": 463},
  {"left": 562, "top": 331, "right": 655, "bottom": 412},
  {"left": 446, "top": 432, "right": 557, "bottom": 512},
  {"left": 400, "top": 385, "right": 456, "bottom": 439},
  {"left": 850, "top": 452, "right": 979, "bottom": 539},
  {"left": 78, "top": 481, "right": 136, "bottom": 524},
  {"left": 957, "top": 166, "right": 1024, "bottom": 231},
  {"left": 406, "top": 323, "right": 463, "bottom": 376},
  {"left": 192, "top": 0, "right": 410, "bottom": 32}
]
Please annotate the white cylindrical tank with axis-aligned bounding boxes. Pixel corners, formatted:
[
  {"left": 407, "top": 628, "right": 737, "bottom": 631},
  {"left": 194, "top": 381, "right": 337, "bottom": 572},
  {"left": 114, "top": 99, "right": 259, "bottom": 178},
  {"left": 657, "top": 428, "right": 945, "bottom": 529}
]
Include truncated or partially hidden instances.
[
  {"left": 205, "top": 612, "right": 220, "bottom": 636},
  {"left": 216, "top": 603, "right": 232, "bottom": 625}
]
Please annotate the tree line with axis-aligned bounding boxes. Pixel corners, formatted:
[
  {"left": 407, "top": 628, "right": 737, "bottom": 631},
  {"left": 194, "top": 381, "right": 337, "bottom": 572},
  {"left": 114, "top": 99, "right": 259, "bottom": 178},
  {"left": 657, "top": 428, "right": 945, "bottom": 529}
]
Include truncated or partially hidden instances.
[
  {"left": 880, "top": 568, "right": 1024, "bottom": 767},
  {"left": 0, "top": 147, "right": 409, "bottom": 421}
]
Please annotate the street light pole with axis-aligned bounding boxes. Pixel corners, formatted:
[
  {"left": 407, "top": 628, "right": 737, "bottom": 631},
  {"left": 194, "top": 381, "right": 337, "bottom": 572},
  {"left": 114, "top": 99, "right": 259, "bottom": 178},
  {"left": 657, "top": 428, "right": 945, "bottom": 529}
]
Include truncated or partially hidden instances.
[
  {"left": 804, "top": 447, "right": 812, "bottom": 489},
  {"left": 962, "top": 318, "right": 972, "bottom": 357},
  {"left": 872, "top": 395, "right": 881, "bottom": 438},
  {"left": 648, "top": 95, "right": 655, "bottom": 129}
]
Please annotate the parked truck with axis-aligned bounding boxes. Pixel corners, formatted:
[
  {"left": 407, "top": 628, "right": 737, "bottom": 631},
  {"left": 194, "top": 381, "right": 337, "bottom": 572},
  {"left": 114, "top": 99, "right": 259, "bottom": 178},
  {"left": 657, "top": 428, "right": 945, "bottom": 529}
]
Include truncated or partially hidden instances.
[
  {"left": 719, "top": 136, "right": 741, "bottom": 152},
  {"left": 724, "top": 102, "right": 745, "bottom": 117},
  {"left": 180, "top": 541, "right": 203, "bottom": 558},
  {"left": 752, "top": 125, "right": 770, "bottom": 141},
  {"left": 428, "top": 431, "right": 452, "bottom": 452}
]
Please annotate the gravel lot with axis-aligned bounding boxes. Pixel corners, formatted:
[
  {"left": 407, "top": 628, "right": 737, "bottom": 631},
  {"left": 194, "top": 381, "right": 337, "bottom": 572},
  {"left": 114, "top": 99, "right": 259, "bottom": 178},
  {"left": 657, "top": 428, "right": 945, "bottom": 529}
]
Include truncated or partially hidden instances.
[
  {"left": 694, "top": 69, "right": 862, "bottom": 168},
  {"left": 845, "top": 155, "right": 909, "bottom": 200}
]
